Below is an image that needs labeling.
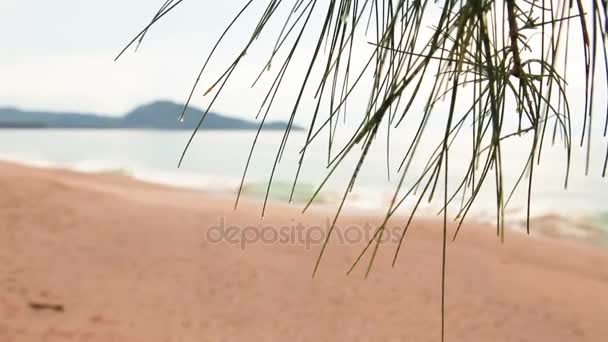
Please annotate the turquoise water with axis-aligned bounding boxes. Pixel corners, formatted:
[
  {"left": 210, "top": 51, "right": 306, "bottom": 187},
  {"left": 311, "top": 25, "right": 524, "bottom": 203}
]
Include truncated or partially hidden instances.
[{"left": 0, "top": 129, "right": 607, "bottom": 241}]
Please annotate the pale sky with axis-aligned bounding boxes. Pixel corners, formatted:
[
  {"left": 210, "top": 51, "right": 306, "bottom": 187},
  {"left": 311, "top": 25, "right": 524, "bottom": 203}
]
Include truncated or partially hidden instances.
[
  {"left": 0, "top": 1, "right": 604, "bottom": 134},
  {"left": 0, "top": 0, "right": 340, "bottom": 122}
]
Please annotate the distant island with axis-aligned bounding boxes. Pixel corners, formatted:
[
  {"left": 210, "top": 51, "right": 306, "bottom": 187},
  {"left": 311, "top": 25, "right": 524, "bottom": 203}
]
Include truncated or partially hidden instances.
[{"left": 0, "top": 101, "right": 300, "bottom": 130}]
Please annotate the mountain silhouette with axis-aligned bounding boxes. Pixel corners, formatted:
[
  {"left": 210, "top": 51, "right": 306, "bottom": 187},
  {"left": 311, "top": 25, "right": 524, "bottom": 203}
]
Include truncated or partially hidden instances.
[{"left": 0, "top": 101, "right": 299, "bottom": 130}]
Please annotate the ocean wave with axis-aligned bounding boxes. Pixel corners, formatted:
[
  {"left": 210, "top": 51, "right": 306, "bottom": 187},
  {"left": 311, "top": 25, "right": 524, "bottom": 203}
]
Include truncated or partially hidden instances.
[
  {"left": 238, "top": 181, "right": 333, "bottom": 204},
  {"left": 3, "top": 154, "right": 607, "bottom": 246}
]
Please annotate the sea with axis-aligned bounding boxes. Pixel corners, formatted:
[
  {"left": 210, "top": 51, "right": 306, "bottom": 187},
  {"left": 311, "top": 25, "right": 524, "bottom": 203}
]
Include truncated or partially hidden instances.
[{"left": 1, "top": 128, "right": 607, "bottom": 246}]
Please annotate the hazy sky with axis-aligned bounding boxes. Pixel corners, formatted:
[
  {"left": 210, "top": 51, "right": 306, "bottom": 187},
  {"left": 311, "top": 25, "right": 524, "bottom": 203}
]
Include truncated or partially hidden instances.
[
  {"left": 0, "top": 1, "right": 604, "bottom": 133},
  {"left": 0, "top": 1, "right": 335, "bottom": 122}
]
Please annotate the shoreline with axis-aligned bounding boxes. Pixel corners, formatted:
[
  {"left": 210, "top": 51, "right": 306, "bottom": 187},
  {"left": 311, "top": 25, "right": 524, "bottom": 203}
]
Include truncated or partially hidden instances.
[
  {"left": 1, "top": 161, "right": 607, "bottom": 341},
  {"left": 2, "top": 156, "right": 605, "bottom": 247}
]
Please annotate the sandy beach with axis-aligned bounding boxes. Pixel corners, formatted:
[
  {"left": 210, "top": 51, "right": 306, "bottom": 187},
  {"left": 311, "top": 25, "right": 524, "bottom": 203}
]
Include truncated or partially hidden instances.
[{"left": 1, "top": 161, "right": 607, "bottom": 341}]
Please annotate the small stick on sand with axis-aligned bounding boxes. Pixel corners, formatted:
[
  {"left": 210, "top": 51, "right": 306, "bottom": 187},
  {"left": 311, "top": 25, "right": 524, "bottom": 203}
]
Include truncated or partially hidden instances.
[{"left": 28, "top": 302, "right": 64, "bottom": 312}]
